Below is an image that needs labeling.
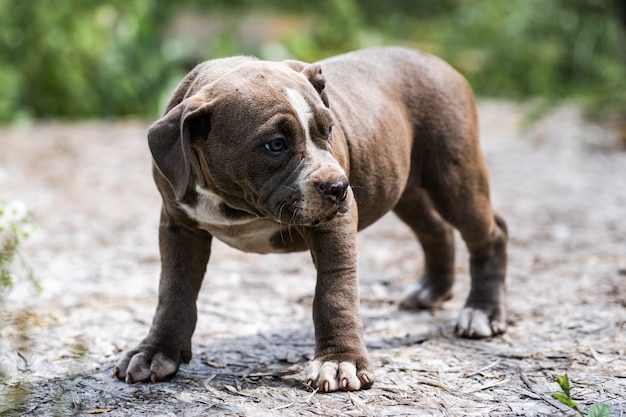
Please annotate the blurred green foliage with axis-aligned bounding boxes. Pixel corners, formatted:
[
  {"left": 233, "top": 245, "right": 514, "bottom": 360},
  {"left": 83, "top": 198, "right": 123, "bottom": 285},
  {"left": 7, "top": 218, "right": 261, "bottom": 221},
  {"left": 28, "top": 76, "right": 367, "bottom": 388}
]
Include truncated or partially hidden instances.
[
  {"left": 0, "top": 0, "right": 624, "bottom": 122},
  {"left": 0, "top": 0, "right": 174, "bottom": 121}
]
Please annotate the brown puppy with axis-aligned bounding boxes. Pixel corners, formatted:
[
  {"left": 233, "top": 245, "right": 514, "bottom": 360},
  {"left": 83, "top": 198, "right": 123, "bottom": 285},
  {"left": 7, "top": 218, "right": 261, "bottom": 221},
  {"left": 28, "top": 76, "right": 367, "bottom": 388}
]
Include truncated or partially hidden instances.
[{"left": 113, "top": 47, "right": 508, "bottom": 392}]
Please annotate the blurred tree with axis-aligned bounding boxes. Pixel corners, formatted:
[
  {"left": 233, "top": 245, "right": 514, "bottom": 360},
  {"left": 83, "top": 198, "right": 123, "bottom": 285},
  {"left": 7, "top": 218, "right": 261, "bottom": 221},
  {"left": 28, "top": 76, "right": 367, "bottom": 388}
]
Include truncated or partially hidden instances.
[
  {"left": 0, "top": 0, "right": 175, "bottom": 121},
  {"left": 0, "top": 0, "right": 623, "bottom": 122}
]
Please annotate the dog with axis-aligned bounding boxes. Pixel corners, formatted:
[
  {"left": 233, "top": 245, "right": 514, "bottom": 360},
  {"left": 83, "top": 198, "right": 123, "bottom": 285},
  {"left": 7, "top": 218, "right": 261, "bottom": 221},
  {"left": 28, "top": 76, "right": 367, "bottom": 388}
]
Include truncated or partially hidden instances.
[{"left": 113, "top": 46, "right": 508, "bottom": 392}]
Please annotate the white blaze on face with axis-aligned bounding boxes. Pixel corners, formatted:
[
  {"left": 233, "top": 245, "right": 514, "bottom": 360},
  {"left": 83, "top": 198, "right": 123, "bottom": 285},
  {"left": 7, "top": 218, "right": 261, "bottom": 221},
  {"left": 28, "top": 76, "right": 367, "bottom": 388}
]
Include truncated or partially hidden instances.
[
  {"left": 284, "top": 87, "right": 346, "bottom": 176},
  {"left": 285, "top": 87, "right": 313, "bottom": 142},
  {"left": 284, "top": 87, "right": 352, "bottom": 221}
]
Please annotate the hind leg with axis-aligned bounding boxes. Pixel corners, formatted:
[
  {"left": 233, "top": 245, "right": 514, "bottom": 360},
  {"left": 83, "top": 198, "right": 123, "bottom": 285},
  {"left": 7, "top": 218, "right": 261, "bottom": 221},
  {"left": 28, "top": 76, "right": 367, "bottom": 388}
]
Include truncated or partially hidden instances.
[
  {"left": 402, "top": 69, "right": 507, "bottom": 337},
  {"left": 394, "top": 186, "right": 456, "bottom": 309},
  {"left": 425, "top": 166, "right": 508, "bottom": 338},
  {"left": 455, "top": 212, "right": 508, "bottom": 337}
]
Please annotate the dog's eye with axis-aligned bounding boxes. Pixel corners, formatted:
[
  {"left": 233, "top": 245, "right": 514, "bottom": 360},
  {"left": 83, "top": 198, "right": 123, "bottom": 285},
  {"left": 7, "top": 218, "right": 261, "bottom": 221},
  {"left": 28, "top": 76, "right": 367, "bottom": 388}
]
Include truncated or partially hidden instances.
[
  {"left": 265, "top": 137, "right": 287, "bottom": 153},
  {"left": 327, "top": 125, "right": 333, "bottom": 142}
]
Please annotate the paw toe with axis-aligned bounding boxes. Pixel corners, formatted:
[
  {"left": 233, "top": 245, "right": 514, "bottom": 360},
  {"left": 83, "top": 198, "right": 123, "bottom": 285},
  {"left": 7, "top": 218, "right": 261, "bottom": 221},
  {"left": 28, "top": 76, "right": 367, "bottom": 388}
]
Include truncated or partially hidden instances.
[
  {"left": 317, "top": 361, "right": 341, "bottom": 392},
  {"left": 114, "top": 349, "right": 180, "bottom": 384},
  {"left": 455, "top": 307, "right": 506, "bottom": 338},
  {"left": 400, "top": 281, "right": 452, "bottom": 310},
  {"left": 337, "top": 362, "right": 361, "bottom": 391},
  {"left": 305, "top": 357, "right": 375, "bottom": 392},
  {"left": 126, "top": 352, "right": 152, "bottom": 383},
  {"left": 149, "top": 352, "right": 179, "bottom": 382}
]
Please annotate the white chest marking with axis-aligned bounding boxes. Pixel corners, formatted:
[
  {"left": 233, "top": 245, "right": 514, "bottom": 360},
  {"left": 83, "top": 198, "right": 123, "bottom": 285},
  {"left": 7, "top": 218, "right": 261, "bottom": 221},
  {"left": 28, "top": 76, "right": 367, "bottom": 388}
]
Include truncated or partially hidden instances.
[
  {"left": 178, "top": 185, "right": 254, "bottom": 227},
  {"left": 178, "top": 186, "right": 284, "bottom": 253}
]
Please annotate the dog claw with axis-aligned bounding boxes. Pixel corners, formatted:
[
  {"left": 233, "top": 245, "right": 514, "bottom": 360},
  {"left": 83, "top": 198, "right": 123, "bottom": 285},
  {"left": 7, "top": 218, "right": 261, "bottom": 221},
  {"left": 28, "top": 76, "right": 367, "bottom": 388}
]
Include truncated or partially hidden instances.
[
  {"left": 305, "top": 357, "right": 375, "bottom": 392},
  {"left": 456, "top": 306, "right": 506, "bottom": 338}
]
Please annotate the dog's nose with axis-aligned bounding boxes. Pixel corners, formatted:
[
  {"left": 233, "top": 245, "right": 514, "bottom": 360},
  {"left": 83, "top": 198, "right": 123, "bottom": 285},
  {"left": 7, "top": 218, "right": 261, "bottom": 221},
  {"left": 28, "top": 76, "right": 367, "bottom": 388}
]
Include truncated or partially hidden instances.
[{"left": 318, "top": 177, "right": 349, "bottom": 203}]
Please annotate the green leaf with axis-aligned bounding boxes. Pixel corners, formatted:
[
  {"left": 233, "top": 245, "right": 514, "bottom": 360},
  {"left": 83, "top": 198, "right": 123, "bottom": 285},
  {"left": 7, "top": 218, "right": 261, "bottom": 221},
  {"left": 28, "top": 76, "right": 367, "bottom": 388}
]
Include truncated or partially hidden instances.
[
  {"left": 588, "top": 403, "right": 611, "bottom": 417},
  {"left": 552, "top": 392, "right": 579, "bottom": 409},
  {"left": 555, "top": 374, "right": 571, "bottom": 397}
]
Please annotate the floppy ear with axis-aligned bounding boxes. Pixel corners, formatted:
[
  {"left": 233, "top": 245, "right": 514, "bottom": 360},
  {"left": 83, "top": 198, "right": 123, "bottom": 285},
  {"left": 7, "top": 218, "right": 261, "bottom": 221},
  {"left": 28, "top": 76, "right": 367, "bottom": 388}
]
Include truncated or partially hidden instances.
[
  {"left": 282, "top": 60, "right": 329, "bottom": 107},
  {"left": 281, "top": 59, "right": 307, "bottom": 72},
  {"left": 147, "top": 97, "right": 211, "bottom": 200},
  {"left": 302, "top": 64, "right": 329, "bottom": 107}
]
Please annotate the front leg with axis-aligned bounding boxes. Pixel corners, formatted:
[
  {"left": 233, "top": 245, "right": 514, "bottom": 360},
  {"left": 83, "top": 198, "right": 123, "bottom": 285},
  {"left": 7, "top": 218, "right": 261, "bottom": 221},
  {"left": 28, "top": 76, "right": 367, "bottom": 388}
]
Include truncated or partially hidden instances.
[
  {"left": 302, "top": 207, "right": 375, "bottom": 392},
  {"left": 114, "top": 209, "right": 212, "bottom": 383}
]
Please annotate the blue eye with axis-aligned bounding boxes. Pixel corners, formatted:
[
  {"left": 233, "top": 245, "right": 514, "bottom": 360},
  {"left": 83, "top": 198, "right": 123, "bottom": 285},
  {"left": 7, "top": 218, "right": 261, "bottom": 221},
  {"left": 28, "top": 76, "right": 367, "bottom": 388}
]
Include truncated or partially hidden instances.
[{"left": 265, "top": 137, "right": 287, "bottom": 153}]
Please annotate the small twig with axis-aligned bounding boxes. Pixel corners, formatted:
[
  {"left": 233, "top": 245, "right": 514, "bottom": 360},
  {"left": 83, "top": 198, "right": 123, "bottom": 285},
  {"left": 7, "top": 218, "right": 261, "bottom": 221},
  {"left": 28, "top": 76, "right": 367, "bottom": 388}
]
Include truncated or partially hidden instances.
[
  {"left": 466, "top": 359, "right": 502, "bottom": 377},
  {"left": 416, "top": 377, "right": 454, "bottom": 392},
  {"left": 588, "top": 346, "right": 605, "bottom": 363},
  {"left": 587, "top": 346, "right": 623, "bottom": 364},
  {"left": 271, "top": 401, "right": 295, "bottom": 411},
  {"left": 245, "top": 369, "right": 300, "bottom": 378},
  {"left": 222, "top": 384, "right": 257, "bottom": 399},
  {"left": 464, "top": 378, "right": 509, "bottom": 394},
  {"left": 305, "top": 387, "right": 319, "bottom": 403},
  {"left": 411, "top": 377, "right": 479, "bottom": 401},
  {"left": 501, "top": 333, "right": 515, "bottom": 346},
  {"left": 350, "top": 393, "right": 374, "bottom": 416}
]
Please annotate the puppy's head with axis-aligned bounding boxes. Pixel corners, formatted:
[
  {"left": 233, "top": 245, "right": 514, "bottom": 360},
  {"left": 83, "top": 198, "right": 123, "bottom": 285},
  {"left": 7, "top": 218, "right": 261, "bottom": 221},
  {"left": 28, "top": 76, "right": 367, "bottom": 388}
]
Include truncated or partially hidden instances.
[{"left": 148, "top": 59, "right": 353, "bottom": 227}]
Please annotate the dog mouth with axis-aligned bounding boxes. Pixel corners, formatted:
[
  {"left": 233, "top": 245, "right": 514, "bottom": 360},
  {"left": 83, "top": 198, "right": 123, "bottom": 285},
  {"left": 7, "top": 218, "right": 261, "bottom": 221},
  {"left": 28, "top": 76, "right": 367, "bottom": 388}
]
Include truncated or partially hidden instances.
[
  {"left": 308, "top": 210, "right": 340, "bottom": 226},
  {"left": 268, "top": 177, "right": 353, "bottom": 227},
  {"left": 278, "top": 208, "right": 340, "bottom": 227},
  {"left": 273, "top": 197, "right": 351, "bottom": 227}
]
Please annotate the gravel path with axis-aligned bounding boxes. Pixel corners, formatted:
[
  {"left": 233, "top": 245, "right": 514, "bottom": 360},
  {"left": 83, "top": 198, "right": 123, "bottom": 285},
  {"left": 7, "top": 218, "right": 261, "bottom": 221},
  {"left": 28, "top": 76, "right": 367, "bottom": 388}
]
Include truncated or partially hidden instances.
[{"left": 1, "top": 102, "right": 625, "bottom": 416}]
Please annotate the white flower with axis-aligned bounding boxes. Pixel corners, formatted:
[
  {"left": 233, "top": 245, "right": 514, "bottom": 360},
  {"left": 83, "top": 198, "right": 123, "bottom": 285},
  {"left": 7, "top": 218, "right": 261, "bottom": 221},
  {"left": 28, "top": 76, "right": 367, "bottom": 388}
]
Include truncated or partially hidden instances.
[
  {"left": 0, "top": 218, "right": 16, "bottom": 249},
  {"left": 1, "top": 200, "right": 33, "bottom": 235},
  {"left": 1, "top": 200, "right": 37, "bottom": 285},
  {"left": 1, "top": 200, "right": 29, "bottom": 224},
  {"left": 18, "top": 223, "right": 36, "bottom": 239}
]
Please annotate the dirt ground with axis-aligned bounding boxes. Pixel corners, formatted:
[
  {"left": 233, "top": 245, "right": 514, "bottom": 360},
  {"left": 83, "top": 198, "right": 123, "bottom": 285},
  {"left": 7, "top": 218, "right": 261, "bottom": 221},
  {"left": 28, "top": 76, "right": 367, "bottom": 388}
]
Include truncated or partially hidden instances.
[{"left": 0, "top": 102, "right": 625, "bottom": 416}]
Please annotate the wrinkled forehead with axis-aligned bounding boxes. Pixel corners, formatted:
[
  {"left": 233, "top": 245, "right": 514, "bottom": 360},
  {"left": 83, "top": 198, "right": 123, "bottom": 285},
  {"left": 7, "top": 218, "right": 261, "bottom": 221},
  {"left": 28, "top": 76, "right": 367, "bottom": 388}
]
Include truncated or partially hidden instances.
[
  {"left": 211, "top": 61, "right": 324, "bottom": 126},
  {"left": 219, "top": 61, "right": 313, "bottom": 97}
]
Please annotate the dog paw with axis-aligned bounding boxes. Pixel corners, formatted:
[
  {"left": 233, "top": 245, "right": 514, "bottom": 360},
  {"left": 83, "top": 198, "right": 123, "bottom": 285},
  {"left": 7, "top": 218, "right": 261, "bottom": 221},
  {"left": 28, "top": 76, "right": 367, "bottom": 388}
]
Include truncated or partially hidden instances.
[
  {"left": 455, "top": 306, "right": 507, "bottom": 338},
  {"left": 113, "top": 348, "right": 184, "bottom": 383},
  {"left": 400, "top": 278, "right": 452, "bottom": 310},
  {"left": 305, "top": 356, "right": 375, "bottom": 392}
]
